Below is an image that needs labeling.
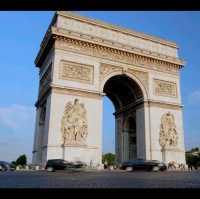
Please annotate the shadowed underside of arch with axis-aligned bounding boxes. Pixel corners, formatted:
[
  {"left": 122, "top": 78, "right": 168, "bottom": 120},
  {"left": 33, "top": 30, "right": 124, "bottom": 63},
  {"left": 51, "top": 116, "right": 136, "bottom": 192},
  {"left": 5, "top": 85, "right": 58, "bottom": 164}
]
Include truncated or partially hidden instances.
[{"left": 103, "top": 74, "right": 144, "bottom": 111}]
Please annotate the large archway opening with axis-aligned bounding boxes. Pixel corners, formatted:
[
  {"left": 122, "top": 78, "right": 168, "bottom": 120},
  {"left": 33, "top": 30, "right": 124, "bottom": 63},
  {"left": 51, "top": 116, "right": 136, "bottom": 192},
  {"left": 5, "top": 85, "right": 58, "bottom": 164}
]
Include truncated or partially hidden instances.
[{"left": 103, "top": 74, "right": 145, "bottom": 164}]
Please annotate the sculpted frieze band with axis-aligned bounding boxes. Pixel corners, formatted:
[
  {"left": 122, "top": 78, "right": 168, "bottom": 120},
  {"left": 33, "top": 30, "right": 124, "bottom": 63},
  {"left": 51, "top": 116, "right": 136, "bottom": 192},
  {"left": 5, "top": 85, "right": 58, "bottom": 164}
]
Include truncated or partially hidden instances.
[
  {"left": 59, "top": 60, "right": 94, "bottom": 84},
  {"left": 100, "top": 63, "right": 148, "bottom": 92},
  {"left": 54, "top": 13, "right": 180, "bottom": 59},
  {"left": 54, "top": 37, "right": 180, "bottom": 75},
  {"left": 154, "top": 79, "right": 177, "bottom": 98},
  {"left": 127, "top": 68, "right": 149, "bottom": 91},
  {"left": 100, "top": 63, "right": 122, "bottom": 81}
]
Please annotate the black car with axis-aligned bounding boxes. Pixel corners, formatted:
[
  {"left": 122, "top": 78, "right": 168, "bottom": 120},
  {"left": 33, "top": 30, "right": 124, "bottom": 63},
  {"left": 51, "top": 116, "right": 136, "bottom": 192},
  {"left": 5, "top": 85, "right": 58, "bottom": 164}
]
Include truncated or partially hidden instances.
[
  {"left": 120, "top": 159, "right": 167, "bottom": 172},
  {"left": 0, "top": 161, "right": 14, "bottom": 171},
  {"left": 45, "top": 159, "right": 87, "bottom": 172}
]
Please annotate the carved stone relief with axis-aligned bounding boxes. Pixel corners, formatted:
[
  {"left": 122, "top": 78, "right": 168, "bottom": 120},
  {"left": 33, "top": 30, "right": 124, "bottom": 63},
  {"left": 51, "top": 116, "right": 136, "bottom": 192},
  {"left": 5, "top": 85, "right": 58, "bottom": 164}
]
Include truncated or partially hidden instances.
[
  {"left": 59, "top": 60, "right": 94, "bottom": 84},
  {"left": 159, "top": 112, "right": 178, "bottom": 148},
  {"left": 61, "top": 99, "right": 88, "bottom": 146},
  {"left": 154, "top": 79, "right": 177, "bottom": 98},
  {"left": 128, "top": 68, "right": 148, "bottom": 91},
  {"left": 100, "top": 63, "right": 148, "bottom": 93},
  {"left": 55, "top": 37, "right": 180, "bottom": 75},
  {"left": 100, "top": 63, "right": 122, "bottom": 81}
]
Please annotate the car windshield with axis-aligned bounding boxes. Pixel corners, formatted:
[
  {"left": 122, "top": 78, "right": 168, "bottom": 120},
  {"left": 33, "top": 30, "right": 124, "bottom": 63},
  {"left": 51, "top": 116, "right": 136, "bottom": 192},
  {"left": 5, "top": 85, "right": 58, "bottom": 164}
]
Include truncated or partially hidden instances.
[
  {"left": 63, "top": 160, "right": 71, "bottom": 164},
  {"left": 124, "top": 159, "right": 144, "bottom": 164},
  {"left": 151, "top": 160, "right": 160, "bottom": 162},
  {"left": 48, "top": 159, "right": 63, "bottom": 163},
  {"left": 0, "top": 161, "right": 10, "bottom": 165}
]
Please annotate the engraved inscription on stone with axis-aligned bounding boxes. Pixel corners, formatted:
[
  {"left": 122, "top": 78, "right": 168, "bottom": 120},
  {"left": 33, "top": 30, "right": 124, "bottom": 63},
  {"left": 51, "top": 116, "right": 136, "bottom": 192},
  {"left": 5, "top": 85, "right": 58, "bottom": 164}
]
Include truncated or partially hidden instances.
[
  {"left": 154, "top": 79, "right": 177, "bottom": 97},
  {"left": 59, "top": 60, "right": 94, "bottom": 84},
  {"left": 59, "top": 16, "right": 177, "bottom": 58}
]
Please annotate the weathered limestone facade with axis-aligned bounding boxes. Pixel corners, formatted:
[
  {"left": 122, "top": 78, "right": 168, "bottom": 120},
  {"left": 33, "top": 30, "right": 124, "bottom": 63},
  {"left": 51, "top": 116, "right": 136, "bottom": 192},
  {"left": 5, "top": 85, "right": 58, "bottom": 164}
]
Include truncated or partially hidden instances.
[{"left": 32, "top": 11, "right": 186, "bottom": 167}]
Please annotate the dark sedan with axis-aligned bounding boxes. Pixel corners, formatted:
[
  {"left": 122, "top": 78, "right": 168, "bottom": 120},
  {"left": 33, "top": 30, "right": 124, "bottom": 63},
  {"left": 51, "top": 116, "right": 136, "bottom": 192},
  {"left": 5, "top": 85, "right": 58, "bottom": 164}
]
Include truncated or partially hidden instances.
[
  {"left": 45, "top": 159, "right": 87, "bottom": 172},
  {"left": 0, "top": 161, "right": 14, "bottom": 171},
  {"left": 120, "top": 159, "right": 167, "bottom": 172}
]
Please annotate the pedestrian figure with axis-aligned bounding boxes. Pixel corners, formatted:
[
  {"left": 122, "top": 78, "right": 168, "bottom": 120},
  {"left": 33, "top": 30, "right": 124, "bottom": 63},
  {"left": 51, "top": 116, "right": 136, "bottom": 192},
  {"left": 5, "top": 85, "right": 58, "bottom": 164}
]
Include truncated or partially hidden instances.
[
  {"left": 168, "top": 161, "right": 176, "bottom": 170},
  {"left": 90, "top": 160, "right": 93, "bottom": 168},
  {"left": 104, "top": 161, "right": 108, "bottom": 169},
  {"left": 188, "top": 164, "right": 193, "bottom": 171}
]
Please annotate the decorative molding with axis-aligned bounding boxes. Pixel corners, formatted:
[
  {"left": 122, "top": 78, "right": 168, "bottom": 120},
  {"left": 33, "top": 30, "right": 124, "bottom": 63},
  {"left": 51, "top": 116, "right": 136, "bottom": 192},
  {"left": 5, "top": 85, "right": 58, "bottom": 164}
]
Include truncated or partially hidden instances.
[
  {"left": 54, "top": 26, "right": 180, "bottom": 63},
  {"left": 35, "top": 83, "right": 104, "bottom": 108},
  {"left": 127, "top": 68, "right": 149, "bottom": 91},
  {"left": 159, "top": 112, "right": 178, "bottom": 148},
  {"left": 61, "top": 99, "right": 88, "bottom": 146},
  {"left": 54, "top": 36, "right": 181, "bottom": 75},
  {"left": 100, "top": 63, "right": 123, "bottom": 81},
  {"left": 152, "top": 148, "right": 184, "bottom": 153},
  {"left": 144, "top": 100, "right": 182, "bottom": 110},
  {"left": 154, "top": 79, "right": 177, "bottom": 98},
  {"left": 59, "top": 60, "right": 94, "bottom": 84},
  {"left": 41, "top": 144, "right": 99, "bottom": 149},
  {"left": 57, "top": 11, "right": 178, "bottom": 49},
  {"left": 52, "top": 84, "right": 104, "bottom": 100},
  {"left": 99, "top": 63, "right": 148, "bottom": 93}
]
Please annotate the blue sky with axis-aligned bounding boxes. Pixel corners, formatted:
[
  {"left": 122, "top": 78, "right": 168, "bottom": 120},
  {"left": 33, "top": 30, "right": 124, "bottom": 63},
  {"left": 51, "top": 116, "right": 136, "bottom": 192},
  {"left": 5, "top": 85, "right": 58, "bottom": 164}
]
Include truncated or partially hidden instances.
[{"left": 0, "top": 11, "right": 199, "bottom": 163}]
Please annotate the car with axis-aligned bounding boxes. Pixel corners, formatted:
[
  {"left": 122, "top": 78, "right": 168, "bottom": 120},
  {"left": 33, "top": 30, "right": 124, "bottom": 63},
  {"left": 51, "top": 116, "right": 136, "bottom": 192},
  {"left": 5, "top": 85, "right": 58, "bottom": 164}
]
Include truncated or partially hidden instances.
[
  {"left": 45, "top": 159, "right": 87, "bottom": 172},
  {"left": 0, "top": 161, "right": 14, "bottom": 171},
  {"left": 120, "top": 159, "right": 167, "bottom": 172}
]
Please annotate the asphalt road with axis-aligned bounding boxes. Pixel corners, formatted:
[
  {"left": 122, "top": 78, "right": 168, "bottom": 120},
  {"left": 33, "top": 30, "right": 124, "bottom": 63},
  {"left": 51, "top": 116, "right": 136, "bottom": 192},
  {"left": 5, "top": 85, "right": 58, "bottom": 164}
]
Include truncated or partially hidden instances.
[{"left": 0, "top": 170, "right": 200, "bottom": 188}]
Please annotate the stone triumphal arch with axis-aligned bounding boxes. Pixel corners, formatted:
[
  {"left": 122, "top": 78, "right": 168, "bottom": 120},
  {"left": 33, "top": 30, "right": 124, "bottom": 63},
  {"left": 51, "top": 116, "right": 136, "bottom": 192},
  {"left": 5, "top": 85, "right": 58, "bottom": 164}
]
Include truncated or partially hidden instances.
[{"left": 32, "top": 11, "right": 186, "bottom": 167}]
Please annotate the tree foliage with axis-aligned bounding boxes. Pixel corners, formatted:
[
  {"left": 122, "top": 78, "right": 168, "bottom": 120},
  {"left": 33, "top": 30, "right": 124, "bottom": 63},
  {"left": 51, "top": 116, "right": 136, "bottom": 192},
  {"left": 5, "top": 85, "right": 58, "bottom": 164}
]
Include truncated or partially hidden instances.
[
  {"left": 186, "top": 148, "right": 200, "bottom": 168},
  {"left": 15, "top": 154, "right": 27, "bottom": 166},
  {"left": 102, "top": 153, "right": 116, "bottom": 166},
  {"left": 190, "top": 147, "right": 199, "bottom": 152}
]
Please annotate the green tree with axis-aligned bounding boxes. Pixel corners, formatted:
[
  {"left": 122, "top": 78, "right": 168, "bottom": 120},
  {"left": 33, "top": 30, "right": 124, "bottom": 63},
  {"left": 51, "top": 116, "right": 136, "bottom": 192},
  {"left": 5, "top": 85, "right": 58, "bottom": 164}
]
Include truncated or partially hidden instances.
[
  {"left": 186, "top": 148, "right": 200, "bottom": 168},
  {"left": 102, "top": 153, "right": 116, "bottom": 166},
  {"left": 191, "top": 147, "right": 199, "bottom": 152},
  {"left": 15, "top": 154, "right": 27, "bottom": 166},
  {"left": 10, "top": 161, "right": 17, "bottom": 169}
]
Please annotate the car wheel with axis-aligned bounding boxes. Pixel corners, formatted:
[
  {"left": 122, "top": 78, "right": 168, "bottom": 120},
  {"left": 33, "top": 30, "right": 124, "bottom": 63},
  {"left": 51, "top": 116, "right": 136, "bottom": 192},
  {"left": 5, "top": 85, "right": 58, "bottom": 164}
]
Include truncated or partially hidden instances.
[
  {"left": 152, "top": 166, "right": 159, "bottom": 172},
  {"left": 0, "top": 167, "right": 5, "bottom": 172},
  {"left": 125, "top": 166, "right": 133, "bottom": 171},
  {"left": 47, "top": 167, "right": 54, "bottom": 172}
]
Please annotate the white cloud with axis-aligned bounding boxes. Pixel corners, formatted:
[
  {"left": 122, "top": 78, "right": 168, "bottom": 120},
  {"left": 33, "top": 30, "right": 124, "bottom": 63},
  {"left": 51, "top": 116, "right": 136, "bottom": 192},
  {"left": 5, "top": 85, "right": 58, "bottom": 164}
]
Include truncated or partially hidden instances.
[{"left": 188, "top": 90, "right": 200, "bottom": 105}]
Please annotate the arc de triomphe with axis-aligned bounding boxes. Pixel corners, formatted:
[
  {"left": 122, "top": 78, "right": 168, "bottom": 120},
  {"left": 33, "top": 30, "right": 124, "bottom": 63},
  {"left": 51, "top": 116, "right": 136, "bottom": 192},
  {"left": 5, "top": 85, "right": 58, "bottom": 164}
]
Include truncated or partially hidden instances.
[{"left": 32, "top": 11, "right": 186, "bottom": 167}]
